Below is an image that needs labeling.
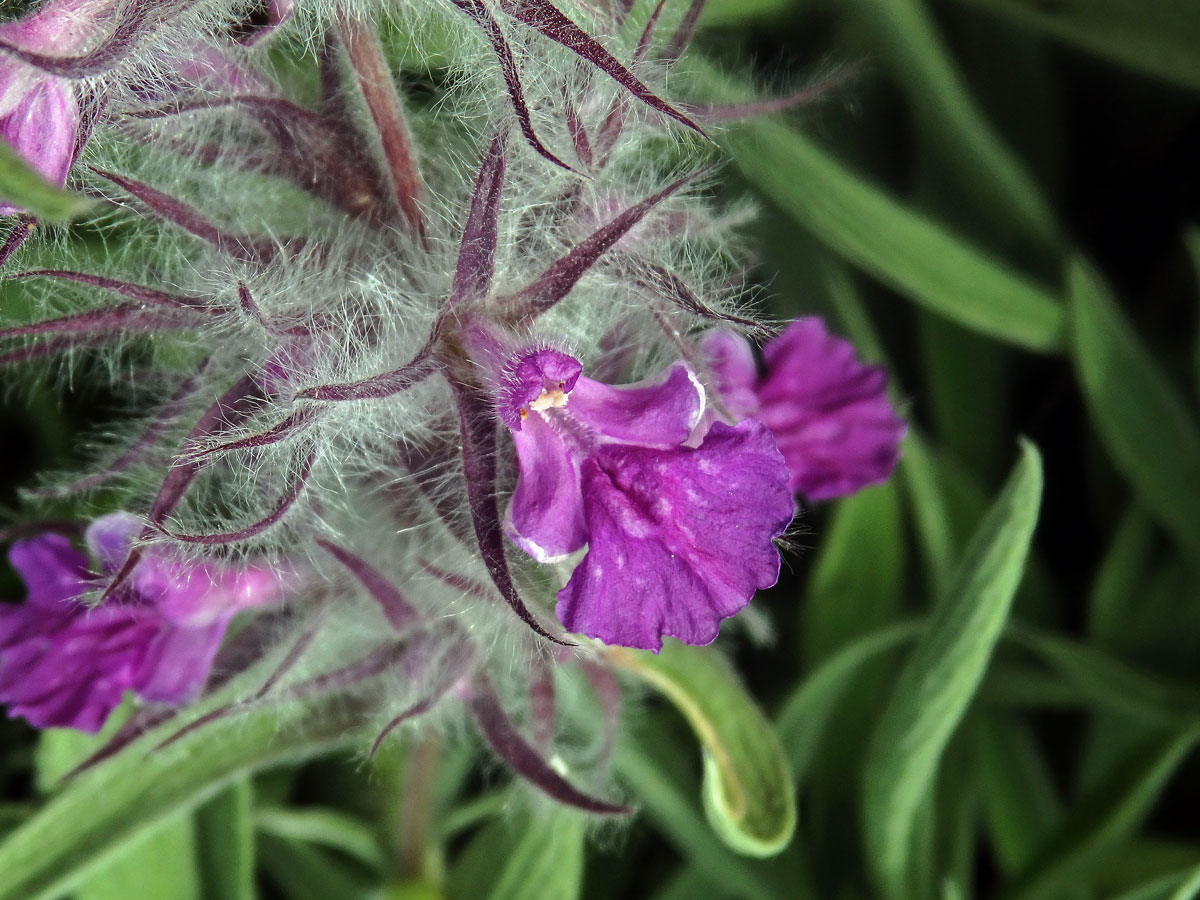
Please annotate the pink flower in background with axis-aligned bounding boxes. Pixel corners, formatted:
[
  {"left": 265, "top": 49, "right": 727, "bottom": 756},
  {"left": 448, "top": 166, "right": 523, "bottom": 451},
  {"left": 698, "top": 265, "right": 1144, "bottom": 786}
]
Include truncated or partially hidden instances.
[
  {"left": 704, "top": 318, "right": 906, "bottom": 501},
  {"left": 498, "top": 346, "right": 793, "bottom": 652},
  {"left": 0, "top": 513, "right": 283, "bottom": 732}
]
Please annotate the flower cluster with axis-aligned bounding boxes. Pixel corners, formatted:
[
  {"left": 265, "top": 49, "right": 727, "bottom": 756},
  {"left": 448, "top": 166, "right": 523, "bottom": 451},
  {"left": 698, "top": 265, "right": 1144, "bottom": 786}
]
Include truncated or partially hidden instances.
[{"left": 0, "top": 0, "right": 902, "bottom": 810}]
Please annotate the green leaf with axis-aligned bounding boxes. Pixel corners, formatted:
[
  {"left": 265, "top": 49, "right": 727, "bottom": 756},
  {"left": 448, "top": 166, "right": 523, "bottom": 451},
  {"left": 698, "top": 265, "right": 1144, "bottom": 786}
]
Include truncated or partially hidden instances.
[
  {"left": 776, "top": 621, "right": 923, "bottom": 782},
  {"left": 803, "top": 480, "right": 906, "bottom": 664},
  {"left": 614, "top": 729, "right": 798, "bottom": 900},
  {"left": 0, "top": 697, "right": 363, "bottom": 900},
  {"left": 862, "top": 441, "right": 1044, "bottom": 900},
  {"left": 448, "top": 806, "right": 585, "bottom": 900},
  {"left": 1089, "top": 507, "right": 1156, "bottom": 649},
  {"left": 76, "top": 817, "right": 201, "bottom": 900},
  {"left": 941, "top": 0, "right": 1200, "bottom": 95},
  {"left": 1168, "top": 865, "right": 1200, "bottom": 900},
  {"left": 197, "top": 781, "right": 257, "bottom": 900},
  {"left": 607, "top": 641, "right": 796, "bottom": 858},
  {"left": 848, "top": 0, "right": 1059, "bottom": 246},
  {"left": 258, "top": 834, "right": 376, "bottom": 900},
  {"left": 1006, "top": 625, "right": 1200, "bottom": 724},
  {"left": 687, "top": 57, "right": 1066, "bottom": 353},
  {"left": 1069, "top": 257, "right": 1200, "bottom": 560},
  {"left": 974, "top": 714, "right": 1061, "bottom": 874},
  {"left": 256, "top": 806, "right": 385, "bottom": 872},
  {"left": 1004, "top": 727, "right": 1200, "bottom": 900},
  {"left": 0, "top": 136, "right": 90, "bottom": 222},
  {"left": 1106, "top": 868, "right": 1200, "bottom": 900},
  {"left": 33, "top": 725, "right": 201, "bottom": 900},
  {"left": 699, "top": 0, "right": 792, "bottom": 27}
]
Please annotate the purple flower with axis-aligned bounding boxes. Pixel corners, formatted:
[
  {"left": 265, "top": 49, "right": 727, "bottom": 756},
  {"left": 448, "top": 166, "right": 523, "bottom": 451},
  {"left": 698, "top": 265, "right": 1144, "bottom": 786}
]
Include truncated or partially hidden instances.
[
  {"left": 499, "top": 346, "right": 793, "bottom": 652},
  {"left": 0, "top": 513, "right": 283, "bottom": 732},
  {"left": 703, "top": 318, "right": 906, "bottom": 501}
]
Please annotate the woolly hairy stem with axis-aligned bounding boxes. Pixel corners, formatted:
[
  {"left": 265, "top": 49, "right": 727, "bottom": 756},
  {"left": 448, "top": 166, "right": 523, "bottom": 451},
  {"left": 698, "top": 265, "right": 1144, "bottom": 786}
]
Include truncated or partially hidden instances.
[{"left": 339, "top": 15, "right": 426, "bottom": 238}]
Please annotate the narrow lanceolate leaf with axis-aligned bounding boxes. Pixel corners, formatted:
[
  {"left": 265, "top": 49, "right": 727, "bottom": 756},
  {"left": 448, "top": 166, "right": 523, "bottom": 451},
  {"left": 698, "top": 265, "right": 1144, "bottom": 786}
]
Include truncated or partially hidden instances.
[
  {"left": 686, "top": 58, "right": 1065, "bottom": 353},
  {"left": 863, "top": 441, "right": 1043, "bottom": 900},
  {"left": 803, "top": 481, "right": 906, "bottom": 663},
  {"left": 775, "top": 622, "right": 922, "bottom": 783},
  {"left": 974, "top": 714, "right": 1062, "bottom": 875},
  {"left": 942, "top": 0, "right": 1200, "bottom": 95},
  {"left": 0, "top": 137, "right": 90, "bottom": 221},
  {"left": 1069, "top": 258, "right": 1200, "bottom": 560},
  {"left": 448, "top": 806, "right": 586, "bottom": 900},
  {"left": 1004, "top": 727, "right": 1200, "bottom": 900},
  {"left": 607, "top": 640, "right": 796, "bottom": 857},
  {"left": 0, "top": 694, "right": 364, "bottom": 900},
  {"left": 850, "top": 0, "right": 1059, "bottom": 247},
  {"left": 195, "top": 781, "right": 256, "bottom": 900}
]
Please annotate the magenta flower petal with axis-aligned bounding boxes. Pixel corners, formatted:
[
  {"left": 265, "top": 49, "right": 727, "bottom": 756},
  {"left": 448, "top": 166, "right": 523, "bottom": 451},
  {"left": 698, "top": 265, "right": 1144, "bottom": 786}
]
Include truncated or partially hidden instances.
[
  {"left": 6, "top": 533, "right": 90, "bottom": 609},
  {"left": 0, "top": 518, "right": 283, "bottom": 732},
  {"left": 133, "top": 619, "right": 228, "bottom": 705},
  {"left": 568, "top": 363, "right": 704, "bottom": 447},
  {"left": 755, "top": 318, "right": 906, "bottom": 500},
  {"left": 700, "top": 329, "right": 760, "bottom": 420},
  {"left": 703, "top": 320, "right": 906, "bottom": 500},
  {"left": 556, "top": 420, "right": 792, "bottom": 651},
  {"left": 507, "top": 413, "right": 586, "bottom": 562}
]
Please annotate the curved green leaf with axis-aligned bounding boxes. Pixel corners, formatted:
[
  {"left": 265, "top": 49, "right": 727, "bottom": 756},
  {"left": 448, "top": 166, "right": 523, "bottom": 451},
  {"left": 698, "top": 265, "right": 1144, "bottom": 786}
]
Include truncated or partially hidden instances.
[
  {"left": 863, "top": 440, "right": 1044, "bottom": 899},
  {"left": 686, "top": 57, "right": 1065, "bottom": 353},
  {"left": 608, "top": 641, "right": 796, "bottom": 857},
  {"left": 0, "top": 698, "right": 364, "bottom": 900},
  {"left": 1069, "top": 257, "right": 1200, "bottom": 560}
]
